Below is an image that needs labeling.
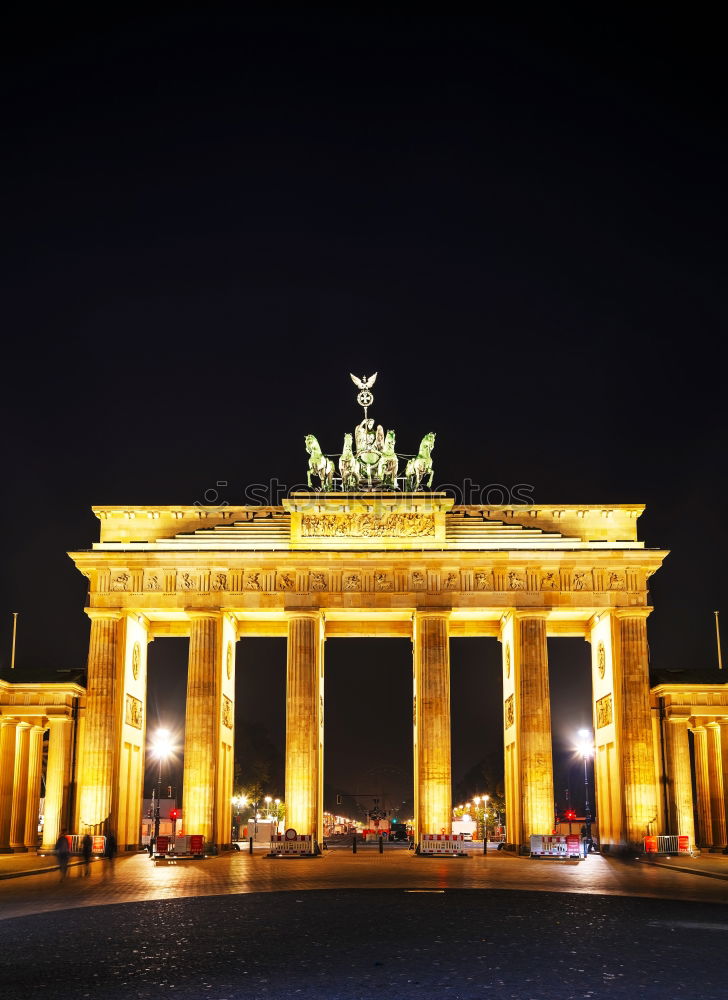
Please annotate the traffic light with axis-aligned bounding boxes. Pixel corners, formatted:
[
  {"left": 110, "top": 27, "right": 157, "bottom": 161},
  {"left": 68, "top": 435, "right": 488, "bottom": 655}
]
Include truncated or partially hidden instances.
[
  {"left": 336, "top": 794, "right": 342, "bottom": 805},
  {"left": 170, "top": 809, "right": 179, "bottom": 821},
  {"left": 564, "top": 809, "right": 576, "bottom": 821}
]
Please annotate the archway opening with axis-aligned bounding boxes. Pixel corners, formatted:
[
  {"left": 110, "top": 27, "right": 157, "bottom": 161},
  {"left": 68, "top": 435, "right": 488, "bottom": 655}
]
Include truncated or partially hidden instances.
[{"left": 325, "top": 638, "right": 412, "bottom": 838}]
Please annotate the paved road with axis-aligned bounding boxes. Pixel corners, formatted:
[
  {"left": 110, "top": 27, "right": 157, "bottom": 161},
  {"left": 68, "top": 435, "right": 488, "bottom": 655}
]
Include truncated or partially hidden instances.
[{"left": 1, "top": 853, "right": 726, "bottom": 999}]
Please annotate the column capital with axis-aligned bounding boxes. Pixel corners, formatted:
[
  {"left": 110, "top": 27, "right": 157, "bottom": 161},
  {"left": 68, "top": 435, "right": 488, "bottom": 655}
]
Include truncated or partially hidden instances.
[
  {"left": 414, "top": 609, "right": 451, "bottom": 621},
  {"left": 285, "top": 609, "right": 324, "bottom": 622},
  {"left": 512, "top": 609, "right": 549, "bottom": 621},
  {"left": 85, "top": 609, "right": 123, "bottom": 622},
  {"left": 186, "top": 609, "right": 221, "bottom": 621},
  {"left": 614, "top": 607, "right": 653, "bottom": 621}
]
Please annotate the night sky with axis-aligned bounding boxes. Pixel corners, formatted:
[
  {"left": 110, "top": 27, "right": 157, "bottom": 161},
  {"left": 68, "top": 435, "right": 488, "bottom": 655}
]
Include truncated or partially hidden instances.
[{"left": 1, "top": 11, "right": 725, "bottom": 819}]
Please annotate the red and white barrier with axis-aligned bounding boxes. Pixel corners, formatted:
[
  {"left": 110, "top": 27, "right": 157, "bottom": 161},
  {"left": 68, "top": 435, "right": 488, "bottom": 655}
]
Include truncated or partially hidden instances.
[
  {"left": 530, "top": 834, "right": 581, "bottom": 859},
  {"left": 419, "top": 833, "right": 465, "bottom": 855},
  {"left": 269, "top": 834, "right": 314, "bottom": 855}
]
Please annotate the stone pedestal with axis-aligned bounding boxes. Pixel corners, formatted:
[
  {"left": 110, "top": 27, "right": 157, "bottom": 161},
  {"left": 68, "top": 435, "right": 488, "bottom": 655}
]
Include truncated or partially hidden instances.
[
  {"left": 77, "top": 611, "right": 121, "bottom": 834},
  {"left": 182, "top": 613, "right": 221, "bottom": 845},
  {"left": 413, "top": 611, "right": 451, "bottom": 839},
  {"left": 665, "top": 717, "right": 695, "bottom": 846},
  {"left": 285, "top": 612, "right": 324, "bottom": 842}
]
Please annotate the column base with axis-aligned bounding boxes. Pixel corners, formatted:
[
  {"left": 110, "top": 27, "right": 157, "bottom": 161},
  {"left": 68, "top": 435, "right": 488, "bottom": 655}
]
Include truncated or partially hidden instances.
[{"left": 11, "top": 845, "right": 29, "bottom": 853}]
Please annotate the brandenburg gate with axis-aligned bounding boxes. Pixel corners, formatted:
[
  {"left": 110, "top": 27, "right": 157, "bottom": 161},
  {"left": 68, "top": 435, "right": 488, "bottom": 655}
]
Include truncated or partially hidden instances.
[{"left": 64, "top": 375, "right": 671, "bottom": 854}]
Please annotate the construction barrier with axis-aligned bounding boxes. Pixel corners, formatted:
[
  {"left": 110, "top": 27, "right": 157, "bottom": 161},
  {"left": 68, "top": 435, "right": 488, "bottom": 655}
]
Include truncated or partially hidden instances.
[
  {"left": 269, "top": 834, "right": 315, "bottom": 856},
  {"left": 419, "top": 833, "right": 465, "bottom": 855},
  {"left": 643, "top": 834, "right": 692, "bottom": 855},
  {"left": 530, "top": 834, "right": 581, "bottom": 859}
]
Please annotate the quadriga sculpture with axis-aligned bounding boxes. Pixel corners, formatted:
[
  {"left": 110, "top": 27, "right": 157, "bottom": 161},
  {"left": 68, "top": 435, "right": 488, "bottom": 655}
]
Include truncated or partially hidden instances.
[
  {"left": 339, "top": 432, "right": 360, "bottom": 490},
  {"left": 377, "top": 430, "right": 399, "bottom": 489},
  {"left": 305, "top": 434, "right": 335, "bottom": 491},
  {"left": 405, "top": 432, "right": 436, "bottom": 491}
]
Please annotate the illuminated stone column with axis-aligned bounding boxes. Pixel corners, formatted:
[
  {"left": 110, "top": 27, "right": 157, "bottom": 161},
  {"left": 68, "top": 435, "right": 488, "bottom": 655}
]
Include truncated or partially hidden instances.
[
  {"left": 615, "top": 611, "right": 659, "bottom": 847},
  {"left": 707, "top": 724, "right": 726, "bottom": 848},
  {"left": 515, "top": 612, "right": 554, "bottom": 844},
  {"left": 413, "top": 611, "right": 451, "bottom": 839},
  {"left": 0, "top": 720, "right": 18, "bottom": 852},
  {"left": 284, "top": 612, "right": 323, "bottom": 837},
  {"left": 9, "top": 723, "right": 31, "bottom": 851},
  {"left": 664, "top": 717, "right": 696, "bottom": 846},
  {"left": 76, "top": 610, "right": 122, "bottom": 834},
  {"left": 24, "top": 725, "right": 45, "bottom": 849},
  {"left": 285, "top": 612, "right": 324, "bottom": 841},
  {"left": 182, "top": 612, "right": 221, "bottom": 845},
  {"left": 719, "top": 721, "right": 728, "bottom": 839},
  {"left": 42, "top": 717, "right": 73, "bottom": 850},
  {"left": 693, "top": 726, "right": 712, "bottom": 847}
]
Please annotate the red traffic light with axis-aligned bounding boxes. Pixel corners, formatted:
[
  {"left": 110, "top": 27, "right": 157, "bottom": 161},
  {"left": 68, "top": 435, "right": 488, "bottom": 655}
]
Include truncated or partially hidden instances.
[
  {"left": 169, "top": 809, "right": 178, "bottom": 821},
  {"left": 564, "top": 809, "right": 576, "bottom": 820}
]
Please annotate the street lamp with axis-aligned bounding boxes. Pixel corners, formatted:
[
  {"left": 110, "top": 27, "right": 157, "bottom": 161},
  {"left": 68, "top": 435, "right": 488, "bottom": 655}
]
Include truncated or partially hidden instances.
[
  {"left": 150, "top": 728, "right": 173, "bottom": 844},
  {"left": 232, "top": 795, "right": 247, "bottom": 839},
  {"left": 264, "top": 795, "right": 272, "bottom": 817},
  {"left": 577, "top": 728, "right": 595, "bottom": 855}
]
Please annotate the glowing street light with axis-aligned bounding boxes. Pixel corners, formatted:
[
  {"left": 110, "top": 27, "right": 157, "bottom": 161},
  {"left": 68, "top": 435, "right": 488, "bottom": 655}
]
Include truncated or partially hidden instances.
[
  {"left": 577, "top": 728, "right": 595, "bottom": 856},
  {"left": 150, "top": 728, "right": 173, "bottom": 843}
]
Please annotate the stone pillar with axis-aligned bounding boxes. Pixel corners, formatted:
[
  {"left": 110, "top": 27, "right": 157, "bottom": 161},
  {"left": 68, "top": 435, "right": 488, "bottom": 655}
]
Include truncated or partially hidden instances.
[
  {"left": 413, "top": 611, "right": 451, "bottom": 840},
  {"left": 515, "top": 612, "right": 554, "bottom": 844},
  {"left": 182, "top": 613, "right": 221, "bottom": 845},
  {"left": 0, "top": 720, "right": 18, "bottom": 852},
  {"left": 707, "top": 724, "right": 727, "bottom": 848},
  {"left": 285, "top": 612, "right": 324, "bottom": 841},
  {"left": 42, "top": 717, "right": 73, "bottom": 850},
  {"left": 615, "top": 611, "right": 659, "bottom": 847},
  {"left": 10, "top": 723, "right": 31, "bottom": 851},
  {"left": 719, "top": 721, "right": 728, "bottom": 842},
  {"left": 24, "top": 725, "right": 45, "bottom": 849},
  {"left": 76, "top": 611, "right": 122, "bottom": 834},
  {"left": 693, "top": 727, "right": 712, "bottom": 847},
  {"left": 664, "top": 717, "right": 696, "bottom": 847}
]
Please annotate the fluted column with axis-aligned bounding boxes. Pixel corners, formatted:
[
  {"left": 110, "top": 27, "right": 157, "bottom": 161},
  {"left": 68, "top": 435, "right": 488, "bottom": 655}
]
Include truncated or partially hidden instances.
[
  {"left": 413, "top": 611, "right": 451, "bottom": 839},
  {"left": 616, "top": 611, "right": 659, "bottom": 846},
  {"left": 664, "top": 718, "right": 695, "bottom": 846},
  {"left": 693, "top": 727, "right": 712, "bottom": 847},
  {"left": 0, "top": 720, "right": 18, "bottom": 852},
  {"left": 719, "top": 721, "right": 728, "bottom": 841},
  {"left": 24, "top": 725, "right": 45, "bottom": 849},
  {"left": 77, "top": 611, "right": 122, "bottom": 834},
  {"left": 10, "top": 723, "right": 31, "bottom": 851},
  {"left": 516, "top": 613, "right": 554, "bottom": 843},
  {"left": 42, "top": 717, "right": 73, "bottom": 850},
  {"left": 707, "top": 725, "right": 726, "bottom": 847},
  {"left": 285, "top": 612, "right": 323, "bottom": 840},
  {"left": 182, "top": 613, "right": 220, "bottom": 844}
]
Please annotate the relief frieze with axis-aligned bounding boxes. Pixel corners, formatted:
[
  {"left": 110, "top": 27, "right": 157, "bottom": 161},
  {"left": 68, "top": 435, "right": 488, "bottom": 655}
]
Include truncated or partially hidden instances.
[
  {"left": 222, "top": 695, "right": 233, "bottom": 730},
  {"left": 596, "top": 693, "right": 613, "bottom": 728},
  {"left": 505, "top": 693, "right": 514, "bottom": 729},
  {"left": 125, "top": 693, "right": 143, "bottom": 730},
  {"left": 301, "top": 512, "right": 435, "bottom": 538}
]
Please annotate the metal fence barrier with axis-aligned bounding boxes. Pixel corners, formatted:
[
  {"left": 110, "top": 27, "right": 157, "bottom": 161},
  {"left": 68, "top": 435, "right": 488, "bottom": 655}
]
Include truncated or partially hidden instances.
[{"left": 643, "top": 834, "right": 692, "bottom": 854}]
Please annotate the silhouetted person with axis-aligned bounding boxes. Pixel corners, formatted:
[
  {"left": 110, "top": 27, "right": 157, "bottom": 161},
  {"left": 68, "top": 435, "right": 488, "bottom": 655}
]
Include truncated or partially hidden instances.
[
  {"left": 81, "top": 833, "right": 92, "bottom": 876},
  {"left": 148, "top": 836, "right": 155, "bottom": 858},
  {"left": 55, "top": 830, "right": 70, "bottom": 881},
  {"left": 104, "top": 831, "right": 117, "bottom": 877}
]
